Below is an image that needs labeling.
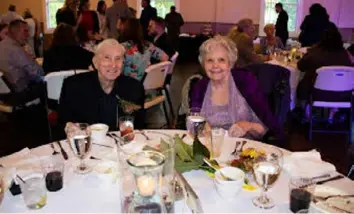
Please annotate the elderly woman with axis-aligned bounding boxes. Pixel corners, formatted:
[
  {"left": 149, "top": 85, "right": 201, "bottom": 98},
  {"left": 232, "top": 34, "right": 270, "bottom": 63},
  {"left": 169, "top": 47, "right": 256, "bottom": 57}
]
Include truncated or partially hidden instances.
[
  {"left": 260, "top": 24, "right": 284, "bottom": 54},
  {"left": 59, "top": 39, "right": 145, "bottom": 131},
  {"left": 190, "top": 36, "right": 282, "bottom": 142}
]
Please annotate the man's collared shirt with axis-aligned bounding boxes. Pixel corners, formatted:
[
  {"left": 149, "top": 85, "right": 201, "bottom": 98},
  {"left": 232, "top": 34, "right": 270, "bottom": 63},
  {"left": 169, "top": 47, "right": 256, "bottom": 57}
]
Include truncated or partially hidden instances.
[{"left": 0, "top": 37, "right": 43, "bottom": 92}]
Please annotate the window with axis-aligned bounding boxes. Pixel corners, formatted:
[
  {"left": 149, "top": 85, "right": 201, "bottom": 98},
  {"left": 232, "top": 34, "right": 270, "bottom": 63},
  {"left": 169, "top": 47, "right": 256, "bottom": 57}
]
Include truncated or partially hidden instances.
[
  {"left": 45, "top": 0, "right": 64, "bottom": 31},
  {"left": 151, "top": 0, "right": 175, "bottom": 18},
  {"left": 262, "top": 0, "right": 299, "bottom": 33}
]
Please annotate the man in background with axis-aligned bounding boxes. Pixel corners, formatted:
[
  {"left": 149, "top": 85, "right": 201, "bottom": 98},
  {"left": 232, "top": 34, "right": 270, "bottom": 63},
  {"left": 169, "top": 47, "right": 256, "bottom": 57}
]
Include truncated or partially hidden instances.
[
  {"left": 106, "top": 0, "right": 132, "bottom": 39},
  {"left": 148, "top": 17, "right": 175, "bottom": 58},
  {"left": 0, "top": 20, "right": 43, "bottom": 92},
  {"left": 165, "top": 6, "right": 184, "bottom": 49},
  {"left": 0, "top": 5, "right": 23, "bottom": 24},
  {"left": 275, "top": 2, "right": 289, "bottom": 46},
  {"left": 140, "top": 0, "right": 157, "bottom": 40}
]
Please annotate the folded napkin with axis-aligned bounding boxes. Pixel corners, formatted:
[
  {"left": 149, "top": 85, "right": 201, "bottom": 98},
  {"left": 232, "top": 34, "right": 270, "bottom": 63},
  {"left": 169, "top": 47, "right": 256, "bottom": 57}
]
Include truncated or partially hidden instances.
[{"left": 283, "top": 150, "right": 336, "bottom": 177}]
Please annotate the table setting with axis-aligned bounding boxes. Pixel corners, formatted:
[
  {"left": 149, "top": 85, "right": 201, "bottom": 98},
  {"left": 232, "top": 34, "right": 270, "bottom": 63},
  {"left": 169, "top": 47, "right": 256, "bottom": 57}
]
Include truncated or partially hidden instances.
[{"left": 0, "top": 114, "right": 353, "bottom": 213}]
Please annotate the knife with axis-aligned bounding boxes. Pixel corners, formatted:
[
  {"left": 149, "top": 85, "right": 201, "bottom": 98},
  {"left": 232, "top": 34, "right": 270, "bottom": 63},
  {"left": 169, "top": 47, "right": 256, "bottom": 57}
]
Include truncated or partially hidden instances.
[
  {"left": 175, "top": 170, "right": 204, "bottom": 213},
  {"left": 56, "top": 141, "right": 69, "bottom": 160},
  {"left": 316, "top": 175, "right": 344, "bottom": 185}
]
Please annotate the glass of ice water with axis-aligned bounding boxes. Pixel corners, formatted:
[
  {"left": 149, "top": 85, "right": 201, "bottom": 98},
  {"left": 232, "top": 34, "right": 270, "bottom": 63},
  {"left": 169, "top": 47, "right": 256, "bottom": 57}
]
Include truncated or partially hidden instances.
[{"left": 18, "top": 173, "right": 47, "bottom": 210}]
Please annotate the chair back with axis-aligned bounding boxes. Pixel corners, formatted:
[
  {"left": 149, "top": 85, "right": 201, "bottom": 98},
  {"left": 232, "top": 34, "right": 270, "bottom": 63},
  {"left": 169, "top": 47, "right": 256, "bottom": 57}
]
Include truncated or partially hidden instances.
[
  {"left": 167, "top": 52, "right": 179, "bottom": 75},
  {"left": 44, "top": 70, "right": 76, "bottom": 101},
  {"left": 143, "top": 62, "right": 171, "bottom": 90},
  {"left": 315, "top": 66, "right": 354, "bottom": 92},
  {"left": 0, "top": 72, "right": 11, "bottom": 94}
]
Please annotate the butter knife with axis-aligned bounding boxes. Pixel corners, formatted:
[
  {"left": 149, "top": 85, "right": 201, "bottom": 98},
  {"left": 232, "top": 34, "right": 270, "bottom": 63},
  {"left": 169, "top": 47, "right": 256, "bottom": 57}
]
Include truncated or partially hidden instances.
[
  {"left": 316, "top": 175, "right": 344, "bottom": 185},
  {"left": 175, "top": 170, "right": 204, "bottom": 213},
  {"left": 56, "top": 141, "right": 68, "bottom": 160}
]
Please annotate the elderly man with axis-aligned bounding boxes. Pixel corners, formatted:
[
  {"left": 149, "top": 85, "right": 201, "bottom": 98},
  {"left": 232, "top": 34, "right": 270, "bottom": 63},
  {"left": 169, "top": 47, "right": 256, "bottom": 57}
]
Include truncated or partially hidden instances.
[
  {"left": 59, "top": 39, "right": 145, "bottom": 131},
  {"left": 0, "top": 19, "right": 43, "bottom": 92},
  {"left": 148, "top": 17, "right": 175, "bottom": 58},
  {"left": 228, "top": 18, "right": 267, "bottom": 67}
]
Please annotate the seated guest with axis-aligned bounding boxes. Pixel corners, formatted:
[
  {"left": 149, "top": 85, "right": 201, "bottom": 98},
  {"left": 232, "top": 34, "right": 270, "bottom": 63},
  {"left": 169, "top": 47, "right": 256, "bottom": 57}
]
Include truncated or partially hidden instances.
[
  {"left": 0, "top": 23, "right": 8, "bottom": 41},
  {"left": 297, "top": 25, "right": 351, "bottom": 122},
  {"left": 190, "top": 36, "right": 282, "bottom": 142},
  {"left": 0, "top": 20, "right": 43, "bottom": 92},
  {"left": 227, "top": 18, "right": 268, "bottom": 67},
  {"left": 260, "top": 24, "right": 284, "bottom": 54},
  {"left": 43, "top": 23, "right": 94, "bottom": 74},
  {"left": 121, "top": 18, "right": 168, "bottom": 81},
  {"left": 59, "top": 39, "right": 145, "bottom": 131},
  {"left": 148, "top": 16, "right": 175, "bottom": 58},
  {"left": 76, "top": 23, "right": 96, "bottom": 52}
]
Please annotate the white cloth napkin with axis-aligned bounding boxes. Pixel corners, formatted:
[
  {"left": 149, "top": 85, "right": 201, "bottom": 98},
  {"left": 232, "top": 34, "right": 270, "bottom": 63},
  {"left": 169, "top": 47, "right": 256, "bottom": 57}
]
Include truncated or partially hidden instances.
[{"left": 283, "top": 150, "right": 336, "bottom": 177}]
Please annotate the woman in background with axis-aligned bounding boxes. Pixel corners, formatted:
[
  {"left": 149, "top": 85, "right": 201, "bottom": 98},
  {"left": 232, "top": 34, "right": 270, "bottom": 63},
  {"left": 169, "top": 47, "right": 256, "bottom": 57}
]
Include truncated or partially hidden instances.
[
  {"left": 78, "top": 0, "right": 100, "bottom": 41},
  {"left": 43, "top": 23, "right": 93, "bottom": 74},
  {"left": 56, "top": 0, "right": 80, "bottom": 27},
  {"left": 96, "top": 0, "right": 107, "bottom": 39},
  {"left": 121, "top": 18, "right": 168, "bottom": 81},
  {"left": 299, "top": 3, "right": 335, "bottom": 47},
  {"left": 23, "top": 9, "right": 38, "bottom": 55},
  {"left": 0, "top": 23, "right": 8, "bottom": 41},
  {"left": 260, "top": 24, "right": 284, "bottom": 54}
]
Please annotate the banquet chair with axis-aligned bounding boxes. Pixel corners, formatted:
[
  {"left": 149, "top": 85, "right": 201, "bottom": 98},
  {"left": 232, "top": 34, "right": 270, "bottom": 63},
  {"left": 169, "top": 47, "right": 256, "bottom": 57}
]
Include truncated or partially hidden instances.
[
  {"left": 143, "top": 61, "right": 172, "bottom": 127},
  {"left": 163, "top": 52, "right": 179, "bottom": 120},
  {"left": 309, "top": 66, "right": 354, "bottom": 144}
]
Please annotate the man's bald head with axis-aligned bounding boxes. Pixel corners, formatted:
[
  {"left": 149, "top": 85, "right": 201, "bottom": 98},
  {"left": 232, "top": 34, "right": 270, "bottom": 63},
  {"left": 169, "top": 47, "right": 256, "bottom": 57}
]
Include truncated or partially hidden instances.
[{"left": 94, "top": 39, "right": 125, "bottom": 56}]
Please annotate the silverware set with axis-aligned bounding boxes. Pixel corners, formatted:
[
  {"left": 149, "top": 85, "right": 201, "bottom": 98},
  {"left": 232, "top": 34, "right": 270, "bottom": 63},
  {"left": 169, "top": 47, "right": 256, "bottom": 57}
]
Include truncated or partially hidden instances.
[{"left": 231, "top": 140, "right": 247, "bottom": 156}]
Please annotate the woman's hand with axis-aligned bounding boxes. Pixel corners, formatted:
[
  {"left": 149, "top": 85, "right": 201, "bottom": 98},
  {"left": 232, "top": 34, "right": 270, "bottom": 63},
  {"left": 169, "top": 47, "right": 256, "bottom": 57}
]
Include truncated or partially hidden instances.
[{"left": 228, "top": 121, "right": 265, "bottom": 137}]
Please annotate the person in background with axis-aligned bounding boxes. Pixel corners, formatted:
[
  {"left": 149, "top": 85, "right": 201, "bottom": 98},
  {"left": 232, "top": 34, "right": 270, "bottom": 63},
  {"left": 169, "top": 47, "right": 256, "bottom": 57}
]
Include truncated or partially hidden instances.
[
  {"left": 275, "top": 2, "right": 289, "bottom": 46},
  {"left": 228, "top": 18, "right": 267, "bottom": 67},
  {"left": 96, "top": 0, "right": 107, "bottom": 39},
  {"left": 106, "top": 0, "right": 132, "bottom": 39},
  {"left": 76, "top": 23, "right": 96, "bottom": 52},
  {"left": 78, "top": 0, "right": 100, "bottom": 41},
  {"left": 165, "top": 6, "right": 184, "bottom": 49},
  {"left": 0, "top": 5, "right": 23, "bottom": 24},
  {"left": 59, "top": 39, "right": 145, "bottom": 131},
  {"left": 148, "top": 17, "right": 175, "bottom": 58},
  {"left": 116, "top": 17, "right": 128, "bottom": 42},
  {"left": 23, "top": 9, "right": 38, "bottom": 56},
  {"left": 129, "top": 7, "right": 137, "bottom": 18},
  {"left": 121, "top": 18, "right": 168, "bottom": 81},
  {"left": 0, "top": 20, "right": 43, "bottom": 92},
  {"left": 56, "top": 0, "right": 80, "bottom": 27},
  {"left": 260, "top": 24, "right": 284, "bottom": 54},
  {"left": 299, "top": 3, "right": 335, "bottom": 47},
  {"left": 0, "top": 23, "right": 8, "bottom": 41},
  {"left": 190, "top": 36, "right": 282, "bottom": 143},
  {"left": 43, "top": 23, "right": 94, "bottom": 74},
  {"left": 297, "top": 25, "right": 351, "bottom": 123},
  {"left": 140, "top": 0, "right": 157, "bottom": 40}
]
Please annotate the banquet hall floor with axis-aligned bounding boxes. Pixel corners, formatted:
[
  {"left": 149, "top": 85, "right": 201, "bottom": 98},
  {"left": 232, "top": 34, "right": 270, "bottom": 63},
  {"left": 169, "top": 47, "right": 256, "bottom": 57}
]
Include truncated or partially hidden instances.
[{"left": 0, "top": 61, "right": 353, "bottom": 176}]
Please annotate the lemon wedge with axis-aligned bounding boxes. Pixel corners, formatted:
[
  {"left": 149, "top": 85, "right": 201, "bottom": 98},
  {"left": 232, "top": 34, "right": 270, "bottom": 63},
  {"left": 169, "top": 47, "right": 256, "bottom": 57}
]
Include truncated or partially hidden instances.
[
  {"left": 36, "top": 195, "right": 47, "bottom": 208},
  {"left": 243, "top": 183, "right": 257, "bottom": 191}
]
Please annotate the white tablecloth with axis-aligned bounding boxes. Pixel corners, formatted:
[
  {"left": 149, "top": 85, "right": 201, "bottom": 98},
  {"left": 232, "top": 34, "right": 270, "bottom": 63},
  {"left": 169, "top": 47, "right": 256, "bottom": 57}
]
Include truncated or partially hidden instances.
[
  {"left": 267, "top": 60, "right": 302, "bottom": 110},
  {"left": 0, "top": 130, "right": 353, "bottom": 213}
]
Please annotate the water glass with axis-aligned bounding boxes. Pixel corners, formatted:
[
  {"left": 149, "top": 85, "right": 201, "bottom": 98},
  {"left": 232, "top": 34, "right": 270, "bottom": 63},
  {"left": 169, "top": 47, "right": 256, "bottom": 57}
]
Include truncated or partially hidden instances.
[
  {"left": 40, "top": 156, "right": 64, "bottom": 192},
  {"left": 118, "top": 116, "right": 134, "bottom": 137},
  {"left": 289, "top": 177, "right": 315, "bottom": 213},
  {"left": 18, "top": 173, "right": 47, "bottom": 210},
  {"left": 210, "top": 128, "right": 225, "bottom": 158}
]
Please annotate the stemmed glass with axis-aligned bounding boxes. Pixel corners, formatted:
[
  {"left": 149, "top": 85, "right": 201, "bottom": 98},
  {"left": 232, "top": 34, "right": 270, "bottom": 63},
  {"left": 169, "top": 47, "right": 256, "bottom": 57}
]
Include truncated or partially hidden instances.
[
  {"left": 67, "top": 123, "right": 92, "bottom": 174},
  {"left": 252, "top": 146, "right": 283, "bottom": 209}
]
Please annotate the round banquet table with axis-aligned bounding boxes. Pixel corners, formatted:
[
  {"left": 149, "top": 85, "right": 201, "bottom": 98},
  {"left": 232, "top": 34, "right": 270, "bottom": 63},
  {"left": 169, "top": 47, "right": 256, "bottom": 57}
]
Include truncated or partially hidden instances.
[{"left": 0, "top": 129, "right": 353, "bottom": 213}]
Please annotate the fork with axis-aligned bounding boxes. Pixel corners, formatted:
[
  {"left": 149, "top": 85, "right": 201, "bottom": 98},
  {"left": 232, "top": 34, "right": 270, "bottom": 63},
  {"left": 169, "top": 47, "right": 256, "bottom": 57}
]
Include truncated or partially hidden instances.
[
  {"left": 231, "top": 141, "right": 241, "bottom": 155},
  {"left": 50, "top": 143, "right": 59, "bottom": 155}
]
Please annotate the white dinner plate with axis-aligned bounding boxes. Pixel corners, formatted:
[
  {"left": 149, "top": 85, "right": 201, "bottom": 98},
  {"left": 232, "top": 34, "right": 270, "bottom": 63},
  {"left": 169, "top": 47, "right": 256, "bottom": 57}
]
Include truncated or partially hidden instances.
[{"left": 312, "top": 185, "right": 354, "bottom": 213}]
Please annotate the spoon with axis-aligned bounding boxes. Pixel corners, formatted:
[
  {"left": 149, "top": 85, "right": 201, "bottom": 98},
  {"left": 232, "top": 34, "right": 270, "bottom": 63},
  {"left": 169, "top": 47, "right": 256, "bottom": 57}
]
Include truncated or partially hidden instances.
[{"left": 203, "top": 157, "right": 235, "bottom": 181}]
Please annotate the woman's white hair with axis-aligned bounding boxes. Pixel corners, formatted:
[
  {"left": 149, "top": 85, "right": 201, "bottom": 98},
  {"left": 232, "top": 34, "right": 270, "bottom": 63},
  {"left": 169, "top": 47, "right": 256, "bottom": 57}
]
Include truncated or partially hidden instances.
[
  {"left": 94, "top": 38, "right": 125, "bottom": 56},
  {"left": 198, "top": 35, "right": 238, "bottom": 66}
]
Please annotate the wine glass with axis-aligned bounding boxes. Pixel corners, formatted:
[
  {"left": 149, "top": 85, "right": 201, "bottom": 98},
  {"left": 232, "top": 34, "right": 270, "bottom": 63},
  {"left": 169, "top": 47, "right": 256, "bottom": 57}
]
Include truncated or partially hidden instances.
[
  {"left": 67, "top": 123, "right": 92, "bottom": 174},
  {"left": 252, "top": 146, "right": 283, "bottom": 209}
]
